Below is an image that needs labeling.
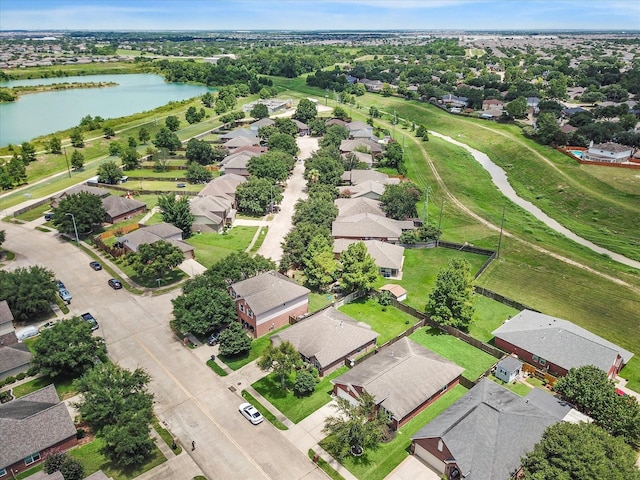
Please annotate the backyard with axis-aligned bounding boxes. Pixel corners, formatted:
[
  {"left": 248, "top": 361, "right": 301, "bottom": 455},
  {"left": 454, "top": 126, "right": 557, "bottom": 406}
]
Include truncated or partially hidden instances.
[
  {"left": 185, "top": 226, "right": 257, "bottom": 268},
  {"left": 218, "top": 325, "right": 289, "bottom": 371}
]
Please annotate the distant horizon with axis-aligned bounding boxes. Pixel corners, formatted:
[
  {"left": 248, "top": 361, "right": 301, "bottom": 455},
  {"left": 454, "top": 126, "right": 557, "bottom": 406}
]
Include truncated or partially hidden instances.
[
  {"left": 2, "top": 28, "right": 639, "bottom": 33},
  {"left": 2, "top": 1, "right": 639, "bottom": 31}
]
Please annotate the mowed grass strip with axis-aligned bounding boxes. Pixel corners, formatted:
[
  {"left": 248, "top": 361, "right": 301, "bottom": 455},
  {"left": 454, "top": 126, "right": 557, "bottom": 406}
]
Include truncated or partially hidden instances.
[
  {"left": 219, "top": 325, "right": 289, "bottom": 371},
  {"left": 185, "top": 226, "right": 257, "bottom": 268},
  {"left": 252, "top": 367, "right": 348, "bottom": 424},
  {"left": 410, "top": 327, "right": 497, "bottom": 380},
  {"left": 338, "top": 298, "right": 420, "bottom": 345}
]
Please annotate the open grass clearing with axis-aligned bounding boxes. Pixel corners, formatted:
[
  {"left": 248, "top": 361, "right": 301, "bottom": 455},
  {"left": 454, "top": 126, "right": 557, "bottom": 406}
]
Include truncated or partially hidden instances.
[
  {"left": 252, "top": 367, "right": 348, "bottom": 424},
  {"left": 579, "top": 164, "right": 640, "bottom": 195},
  {"left": 409, "top": 327, "right": 498, "bottom": 380},
  {"left": 219, "top": 325, "right": 289, "bottom": 371},
  {"left": 185, "top": 226, "right": 257, "bottom": 268},
  {"left": 468, "top": 295, "right": 519, "bottom": 343},
  {"left": 488, "top": 375, "right": 532, "bottom": 397},
  {"left": 324, "top": 384, "right": 468, "bottom": 480},
  {"left": 339, "top": 298, "right": 420, "bottom": 345},
  {"left": 11, "top": 375, "right": 77, "bottom": 400},
  {"left": 308, "top": 292, "right": 334, "bottom": 313}
]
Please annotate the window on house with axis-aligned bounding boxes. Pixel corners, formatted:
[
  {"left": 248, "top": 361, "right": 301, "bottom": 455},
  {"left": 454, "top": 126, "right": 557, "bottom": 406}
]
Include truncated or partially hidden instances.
[
  {"left": 24, "top": 452, "right": 41, "bottom": 466},
  {"left": 248, "top": 309, "right": 253, "bottom": 318},
  {"left": 0, "top": 468, "right": 7, "bottom": 477},
  {"left": 438, "top": 439, "right": 444, "bottom": 452},
  {"left": 231, "top": 290, "right": 237, "bottom": 299},
  {"left": 539, "top": 358, "right": 546, "bottom": 366},
  {"left": 532, "top": 355, "right": 539, "bottom": 362},
  {"left": 239, "top": 304, "right": 244, "bottom": 313},
  {"left": 441, "top": 384, "right": 448, "bottom": 393}
]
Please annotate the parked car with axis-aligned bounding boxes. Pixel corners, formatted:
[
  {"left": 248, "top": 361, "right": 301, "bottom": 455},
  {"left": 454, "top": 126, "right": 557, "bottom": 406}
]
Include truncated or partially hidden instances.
[
  {"left": 80, "top": 312, "right": 99, "bottom": 331},
  {"left": 44, "top": 213, "right": 54, "bottom": 221},
  {"left": 206, "top": 332, "right": 220, "bottom": 346},
  {"left": 239, "top": 402, "right": 264, "bottom": 425},
  {"left": 16, "top": 326, "right": 39, "bottom": 341},
  {"left": 58, "top": 288, "right": 72, "bottom": 304},
  {"left": 89, "top": 261, "right": 102, "bottom": 271},
  {"left": 55, "top": 279, "right": 65, "bottom": 290},
  {"left": 108, "top": 278, "right": 123, "bottom": 290},
  {"left": 39, "top": 320, "right": 58, "bottom": 332}
]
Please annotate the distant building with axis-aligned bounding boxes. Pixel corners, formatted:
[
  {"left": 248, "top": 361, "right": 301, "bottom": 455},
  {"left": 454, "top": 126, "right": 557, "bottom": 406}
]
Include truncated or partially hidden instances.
[{"left": 584, "top": 142, "right": 632, "bottom": 164}]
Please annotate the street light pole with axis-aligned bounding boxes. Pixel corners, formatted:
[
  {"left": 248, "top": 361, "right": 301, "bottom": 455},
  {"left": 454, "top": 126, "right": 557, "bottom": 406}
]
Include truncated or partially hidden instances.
[
  {"left": 63, "top": 147, "right": 71, "bottom": 178},
  {"left": 65, "top": 212, "right": 79, "bottom": 245}
]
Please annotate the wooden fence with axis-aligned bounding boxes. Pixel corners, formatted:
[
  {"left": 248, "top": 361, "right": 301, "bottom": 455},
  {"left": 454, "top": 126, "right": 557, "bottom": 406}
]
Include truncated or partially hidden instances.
[
  {"left": 97, "top": 223, "right": 140, "bottom": 240},
  {"left": 474, "top": 286, "right": 539, "bottom": 313}
]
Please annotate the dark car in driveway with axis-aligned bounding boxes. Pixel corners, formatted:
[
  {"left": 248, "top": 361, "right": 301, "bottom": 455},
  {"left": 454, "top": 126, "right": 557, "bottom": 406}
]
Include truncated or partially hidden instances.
[
  {"left": 81, "top": 312, "right": 99, "bottom": 331},
  {"left": 89, "top": 261, "right": 102, "bottom": 271},
  {"left": 108, "top": 278, "right": 123, "bottom": 290},
  {"left": 206, "top": 332, "right": 220, "bottom": 346}
]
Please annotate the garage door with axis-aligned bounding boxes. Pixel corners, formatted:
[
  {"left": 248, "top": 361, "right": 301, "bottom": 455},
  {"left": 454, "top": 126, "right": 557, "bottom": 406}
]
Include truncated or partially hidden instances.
[{"left": 413, "top": 444, "right": 445, "bottom": 474}]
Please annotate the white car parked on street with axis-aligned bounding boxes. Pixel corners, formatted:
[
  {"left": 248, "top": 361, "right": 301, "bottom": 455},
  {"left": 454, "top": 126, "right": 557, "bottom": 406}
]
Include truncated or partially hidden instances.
[{"left": 239, "top": 402, "right": 264, "bottom": 425}]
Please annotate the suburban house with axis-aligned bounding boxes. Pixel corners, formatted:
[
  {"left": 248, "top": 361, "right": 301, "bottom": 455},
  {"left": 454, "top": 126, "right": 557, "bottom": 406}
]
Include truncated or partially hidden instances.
[
  {"left": 199, "top": 174, "right": 247, "bottom": 206},
  {"left": 0, "top": 301, "right": 32, "bottom": 381},
  {"left": 332, "top": 213, "right": 414, "bottom": 243},
  {"left": 340, "top": 169, "right": 399, "bottom": 187},
  {"left": 441, "top": 94, "right": 468, "bottom": 108},
  {"left": 333, "top": 239, "right": 405, "bottom": 279},
  {"left": 332, "top": 337, "right": 464, "bottom": 430},
  {"left": 249, "top": 117, "right": 275, "bottom": 132},
  {"left": 561, "top": 106, "right": 588, "bottom": 117},
  {"left": 50, "top": 184, "right": 111, "bottom": 208},
  {"left": 292, "top": 119, "right": 310, "bottom": 136},
  {"left": 494, "top": 356, "right": 523, "bottom": 383},
  {"left": 334, "top": 197, "right": 385, "bottom": 218},
  {"left": 583, "top": 141, "right": 632, "bottom": 163},
  {"left": 379, "top": 284, "right": 407, "bottom": 302},
  {"left": 360, "top": 79, "right": 384, "bottom": 92},
  {"left": 229, "top": 271, "right": 310, "bottom": 338},
  {"left": 339, "top": 138, "right": 383, "bottom": 156},
  {"left": 102, "top": 195, "right": 146, "bottom": 224},
  {"left": 190, "top": 195, "right": 235, "bottom": 233},
  {"left": 271, "top": 307, "right": 378, "bottom": 376},
  {"left": 482, "top": 99, "right": 504, "bottom": 111},
  {"left": 492, "top": 310, "right": 634, "bottom": 378},
  {"left": 0, "top": 385, "right": 78, "bottom": 476},
  {"left": 345, "top": 121, "right": 375, "bottom": 140},
  {"left": 242, "top": 98, "right": 292, "bottom": 115},
  {"left": 220, "top": 150, "right": 262, "bottom": 177},
  {"left": 410, "top": 379, "right": 562, "bottom": 480},
  {"left": 325, "top": 118, "right": 348, "bottom": 128},
  {"left": 117, "top": 222, "right": 195, "bottom": 259},
  {"left": 218, "top": 128, "right": 258, "bottom": 143},
  {"left": 338, "top": 180, "right": 387, "bottom": 200},
  {"left": 341, "top": 151, "right": 374, "bottom": 168},
  {"left": 222, "top": 135, "right": 261, "bottom": 151}
]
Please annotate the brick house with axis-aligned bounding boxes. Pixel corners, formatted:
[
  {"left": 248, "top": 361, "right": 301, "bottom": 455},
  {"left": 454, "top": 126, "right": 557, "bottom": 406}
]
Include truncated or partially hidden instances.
[
  {"left": 0, "top": 385, "right": 77, "bottom": 477},
  {"left": 229, "top": 271, "right": 310, "bottom": 337},
  {"left": 102, "top": 195, "right": 146, "bottom": 224}
]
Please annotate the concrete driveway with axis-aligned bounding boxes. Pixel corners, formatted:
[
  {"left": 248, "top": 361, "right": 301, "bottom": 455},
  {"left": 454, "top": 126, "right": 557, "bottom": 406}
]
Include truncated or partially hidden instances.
[
  {"left": 386, "top": 455, "right": 441, "bottom": 480},
  {"left": 256, "top": 136, "right": 318, "bottom": 262},
  {"left": 1, "top": 220, "right": 325, "bottom": 480}
]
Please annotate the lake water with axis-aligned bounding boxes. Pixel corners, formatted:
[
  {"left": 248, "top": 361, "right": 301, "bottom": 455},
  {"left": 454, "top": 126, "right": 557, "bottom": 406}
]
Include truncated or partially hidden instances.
[{"left": 0, "top": 74, "right": 212, "bottom": 146}]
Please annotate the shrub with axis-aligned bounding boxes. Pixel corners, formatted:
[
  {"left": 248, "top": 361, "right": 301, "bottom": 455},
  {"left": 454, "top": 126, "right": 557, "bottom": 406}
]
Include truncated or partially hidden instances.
[
  {"left": 294, "top": 369, "right": 318, "bottom": 397},
  {"left": 4, "top": 376, "right": 15, "bottom": 384},
  {"left": 16, "top": 372, "right": 27, "bottom": 380}
]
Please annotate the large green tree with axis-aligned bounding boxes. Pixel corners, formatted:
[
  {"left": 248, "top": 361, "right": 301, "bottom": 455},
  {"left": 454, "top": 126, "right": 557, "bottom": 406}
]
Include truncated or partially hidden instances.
[
  {"left": 250, "top": 103, "right": 269, "bottom": 119},
  {"left": 339, "top": 241, "right": 378, "bottom": 293},
  {"left": 172, "top": 288, "right": 236, "bottom": 335},
  {"left": 236, "top": 177, "right": 283, "bottom": 215},
  {"left": 186, "top": 163, "right": 213, "bottom": 183},
  {"left": 126, "top": 240, "right": 185, "bottom": 279},
  {"left": 70, "top": 149, "right": 84, "bottom": 170},
  {"left": 97, "top": 160, "right": 123, "bottom": 184},
  {"left": 120, "top": 147, "right": 141, "bottom": 170},
  {"left": 247, "top": 151, "right": 295, "bottom": 182},
  {"left": 157, "top": 193, "right": 194, "bottom": 238},
  {"left": 280, "top": 222, "right": 332, "bottom": 271},
  {"left": 258, "top": 340, "right": 301, "bottom": 389},
  {"left": 521, "top": 422, "right": 640, "bottom": 480},
  {"left": 218, "top": 321, "right": 252, "bottom": 357},
  {"left": 185, "top": 138, "right": 214, "bottom": 165},
  {"left": 506, "top": 96, "right": 527, "bottom": 118},
  {"left": 292, "top": 196, "right": 338, "bottom": 230},
  {"left": 294, "top": 98, "right": 318, "bottom": 123},
  {"left": 43, "top": 452, "right": 84, "bottom": 480},
  {"left": 52, "top": 192, "right": 105, "bottom": 236},
  {"left": 8, "top": 153, "right": 27, "bottom": 185},
  {"left": 153, "top": 127, "right": 181, "bottom": 152},
  {"left": 302, "top": 235, "right": 338, "bottom": 291},
  {"left": 70, "top": 128, "right": 85, "bottom": 148},
  {"left": 304, "top": 148, "right": 344, "bottom": 186},
  {"left": 33, "top": 317, "right": 107, "bottom": 378},
  {"left": 48, "top": 136, "right": 62, "bottom": 154},
  {"left": 0, "top": 265, "right": 57, "bottom": 322},
  {"left": 322, "top": 391, "right": 388, "bottom": 460},
  {"left": 20, "top": 141, "right": 37, "bottom": 163},
  {"left": 320, "top": 124, "right": 350, "bottom": 149},
  {"left": 138, "top": 127, "right": 150, "bottom": 144},
  {"left": 165, "top": 115, "right": 180, "bottom": 132},
  {"left": 268, "top": 132, "right": 298, "bottom": 156},
  {"left": 426, "top": 258, "right": 475, "bottom": 330},
  {"left": 380, "top": 182, "right": 421, "bottom": 220}
]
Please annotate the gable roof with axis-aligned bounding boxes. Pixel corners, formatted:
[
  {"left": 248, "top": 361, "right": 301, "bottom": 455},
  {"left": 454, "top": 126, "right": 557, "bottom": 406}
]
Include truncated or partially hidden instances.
[
  {"left": 272, "top": 307, "right": 378, "bottom": 369},
  {"left": 496, "top": 356, "right": 522, "bottom": 373},
  {"left": 292, "top": 119, "right": 309, "bottom": 130},
  {"left": 250, "top": 117, "right": 276, "bottom": 129},
  {"left": 0, "top": 384, "right": 77, "bottom": 468},
  {"left": 0, "top": 342, "right": 32, "bottom": 376},
  {"left": 334, "top": 197, "right": 385, "bottom": 218},
  {"left": 199, "top": 174, "right": 247, "bottom": 198},
  {"left": 346, "top": 121, "right": 372, "bottom": 132},
  {"left": 190, "top": 195, "right": 233, "bottom": 225},
  {"left": 589, "top": 142, "right": 632, "bottom": 154},
  {"left": 340, "top": 169, "right": 398, "bottom": 186},
  {"left": 333, "top": 239, "right": 404, "bottom": 271},
  {"left": 51, "top": 185, "right": 111, "bottom": 207},
  {"left": 334, "top": 337, "right": 463, "bottom": 421},
  {"left": 102, "top": 195, "right": 146, "bottom": 219},
  {"left": 0, "top": 300, "right": 14, "bottom": 326},
  {"left": 339, "top": 138, "right": 383, "bottom": 154},
  {"left": 332, "top": 213, "right": 413, "bottom": 239},
  {"left": 223, "top": 135, "right": 260, "bottom": 149},
  {"left": 379, "top": 284, "right": 407, "bottom": 299},
  {"left": 219, "top": 128, "right": 256, "bottom": 141},
  {"left": 339, "top": 180, "right": 386, "bottom": 199},
  {"left": 341, "top": 151, "right": 373, "bottom": 167},
  {"left": 141, "top": 222, "right": 182, "bottom": 239},
  {"left": 412, "top": 379, "right": 559, "bottom": 480},
  {"left": 231, "top": 271, "right": 310, "bottom": 316},
  {"left": 118, "top": 228, "right": 193, "bottom": 255},
  {"left": 491, "top": 310, "right": 634, "bottom": 373}
]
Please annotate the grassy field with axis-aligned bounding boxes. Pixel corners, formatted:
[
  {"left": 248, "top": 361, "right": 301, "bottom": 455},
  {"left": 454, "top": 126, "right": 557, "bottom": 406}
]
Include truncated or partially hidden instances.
[
  {"left": 410, "top": 327, "right": 498, "bottom": 380},
  {"left": 252, "top": 367, "right": 348, "bottom": 424},
  {"left": 328, "top": 384, "right": 468, "bottom": 480},
  {"left": 339, "top": 298, "right": 420, "bottom": 344},
  {"left": 3, "top": 61, "right": 143, "bottom": 80},
  {"left": 579, "top": 163, "right": 640, "bottom": 195},
  {"left": 468, "top": 295, "right": 519, "bottom": 342},
  {"left": 185, "top": 226, "right": 257, "bottom": 268}
]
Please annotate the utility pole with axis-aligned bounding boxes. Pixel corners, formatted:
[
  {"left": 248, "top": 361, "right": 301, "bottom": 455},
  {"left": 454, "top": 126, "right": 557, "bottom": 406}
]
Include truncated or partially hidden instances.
[
  {"left": 436, "top": 197, "right": 445, "bottom": 247},
  {"left": 497, "top": 205, "right": 506, "bottom": 258},
  {"left": 65, "top": 213, "right": 79, "bottom": 245},
  {"left": 63, "top": 147, "right": 71, "bottom": 178},
  {"left": 424, "top": 185, "right": 431, "bottom": 225}
]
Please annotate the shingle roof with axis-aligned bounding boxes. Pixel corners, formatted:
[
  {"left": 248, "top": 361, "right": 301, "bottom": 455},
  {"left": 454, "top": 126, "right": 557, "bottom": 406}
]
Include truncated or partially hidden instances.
[
  {"left": 224, "top": 136, "right": 259, "bottom": 149},
  {"left": 334, "top": 197, "right": 385, "bottom": 218},
  {"left": 199, "top": 174, "right": 246, "bottom": 198},
  {"left": 0, "top": 343, "right": 32, "bottom": 375},
  {"left": 333, "top": 239, "right": 404, "bottom": 271},
  {"left": 590, "top": 142, "right": 632, "bottom": 154},
  {"left": 496, "top": 356, "right": 522, "bottom": 373},
  {"left": 221, "top": 150, "right": 261, "bottom": 167},
  {"left": 0, "top": 300, "right": 14, "bottom": 325},
  {"left": 491, "top": 310, "right": 633, "bottom": 373},
  {"left": 118, "top": 229, "right": 193, "bottom": 255},
  {"left": 379, "top": 284, "right": 407, "bottom": 299},
  {"left": 250, "top": 118, "right": 276, "bottom": 129},
  {"left": 190, "top": 196, "right": 232, "bottom": 225},
  {"left": 334, "top": 337, "right": 463, "bottom": 421},
  {"left": 219, "top": 128, "right": 257, "bottom": 141},
  {"left": 346, "top": 121, "right": 372, "bottom": 132},
  {"left": 412, "top": 379, "right": 559, "bottom": 479},
  {"left": 332, "top": 213, "right": 412, "bottom": 239},
  {"left": 341, "top": 151, "right": 373, "bottom": 166},
  {"left": 340, "top": 169, "right": 398, "bottom": 186},
  {"left": 272, "top": 307, "right": 378, "bottom": 369},
  {"left": 339, "top": 138, "right": 383, "bottom": 154},
  {"left": 142, "top": 222, "right": 182, "bottom": 239},
  {"left": 0, "top": 384, "right": 77, "bottom": 468},
  {"left": 231, "top": 271, "right": 310, "bottom": 316},
  {"left": 339, "top": 180, "right": 386, "bottom": 199},
  {"left": 102, "top": 195, "right": 146, "bottom": 219}
]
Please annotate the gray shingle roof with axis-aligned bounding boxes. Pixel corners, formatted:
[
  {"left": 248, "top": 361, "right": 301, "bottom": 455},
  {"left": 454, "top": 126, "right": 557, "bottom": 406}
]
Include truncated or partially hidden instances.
[
  {"left": 223, "top": 136, "right": 259, "bottom": 149},
  {"left": 491, "top": 310, "right": 633, "bottom": 373},
  {"left": 340, "top": 169, "right": 397, "bottom": 186},
  {"left": 118, "top": 229, "right": 193, "bottom": 255},
  {"left": 0, "top": 384, "right": 77, "bottom": 468},
  {"left": 0, "top": 300, "right": 14, "bottom": 325},
  {"left": 339, "top": 138, "right": 383, "bottom": 154},
  {"left": 333, "top": 239, "right": 404, "bottom": 271},
  {"left": 219, "top": 128, "right": 257, "bottom": 141},
  {"left": 335, "top": 197, "right": 385, "bottom": 218},
  {"left": 142, "top": 222, "right": 182, "bottom": 239},
  {"left": 496, "top": 356, "right": 522, "bottom": 373},
  {"left": 272, "top": 307, "right": 378, "bottom": 369},
  {"left": 199, "top": 174, "right": 246, "bottom": 198},
  {"left": 0, "top": 343, "right": 31, "bottom": 375},
  {"left": 412, "top": 379, "right": 559, "bottom": 479},
  {"left": 332, "top": 213, "right": 412, "bottom": 239},
  {"left": 231, "top": 271, "right": 310, "bottom": 316},
  {"left": 102, "top": 195, "right": 146, "bottom": 219},
  {"left": 334, "top": 337, "right": 463, "bottom": 421}
]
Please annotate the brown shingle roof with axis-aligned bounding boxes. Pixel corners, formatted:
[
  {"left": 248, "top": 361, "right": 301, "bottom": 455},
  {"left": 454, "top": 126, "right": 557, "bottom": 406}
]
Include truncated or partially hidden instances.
[{"left": 102, "top": 195, "right": 146, "bottom": 219}]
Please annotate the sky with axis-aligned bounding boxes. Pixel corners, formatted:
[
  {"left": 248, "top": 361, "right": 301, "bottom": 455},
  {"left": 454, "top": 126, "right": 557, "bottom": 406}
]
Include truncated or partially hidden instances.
[{"left": 1, "top": 0, "right": 639, "bottom": 31}]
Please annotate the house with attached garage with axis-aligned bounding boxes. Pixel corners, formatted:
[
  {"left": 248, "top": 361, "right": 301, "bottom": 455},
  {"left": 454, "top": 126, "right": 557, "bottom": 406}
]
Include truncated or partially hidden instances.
[
  {"left": 0, "top": 300, "right": 32, "bottom": 381},
  {"left": 102, "top": 195, "right": 146, "bottom": 224},
  {"left": 117, "top": 222, "right": 195, "bottom": 259},
  {"left": 229, "top": 271, "right": 310, "bottom": 338},
  {"left": 333, "top": 239, "right": 405, "bottom": 279},
  {"left": 411, "top": 379, "right": 567, "bottom": 480},
  {"left": 0, "top": 385, "right": 77, "bottom": 476},
  {"left": 270, "top": 307, "right": 378, "bottom": 376},
  {"left": 332, "top": 213, "right": 414, "bottom": 243},
  {"left": 332, "top": 337, "right": 463, "bottom": 430},
  {"left": 190, "top": 195, "right": 236, "bottom": 233},
  {"left": 199, "top": 173, "right": 247, "bottom": 207},
  {"left": 583, "top": 141, "right": 632, "bottom": 164},
  {"left": 491, "top": 310, "right": 633, "bottom": 379}
]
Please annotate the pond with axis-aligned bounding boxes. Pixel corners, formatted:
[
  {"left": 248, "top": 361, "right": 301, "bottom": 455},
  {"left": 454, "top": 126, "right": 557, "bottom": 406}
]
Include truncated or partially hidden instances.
[{"left": 0, "top": 73, "right": 213, "bottom": 146}]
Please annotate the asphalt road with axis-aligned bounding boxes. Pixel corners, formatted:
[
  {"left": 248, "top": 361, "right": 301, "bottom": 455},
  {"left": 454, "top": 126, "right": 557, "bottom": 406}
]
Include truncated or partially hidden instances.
[{"left": 2, "top": 220, "right": 326, "bottom": 480}]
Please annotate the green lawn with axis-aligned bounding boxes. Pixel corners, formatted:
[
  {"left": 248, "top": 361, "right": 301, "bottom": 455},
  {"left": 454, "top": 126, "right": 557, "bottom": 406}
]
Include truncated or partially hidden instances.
[
  {"left": 219, "top": 325, "right": 289, "bottom": 371},
  {"left": 241, "top": 390, "right": 287, "bottom": 430},
  {"left": 309, "top": 292, "right": 334, "bottom": 313},
  {"left": 185, "top": 226, "right": 258, "bottom": 268},
  {"left": 339, "top": 298, "right": 420, "bottom": 345},
  {"left": 488, "top": 375, "right": 532, "bottom": 397},
  {"left": 326, "top": 384, "right": 468, "bottom": 480},
  {"left": 11, "top": 375, "right": 77, "bottom": 400},
  {"left": 67, "top": 437, "right": 166, "bottom": 480},
  {"left": 373, "top": 247, "right": 490, "bottom": 311},
  {"left": 468, "top": 295, "right": 519, "bottom": 342},
  {"left": 252, "top": 367, "right": 348, "bottom": 424},
  {"left": 409, "top": 327, "right": 498, "bottom": 380}
]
